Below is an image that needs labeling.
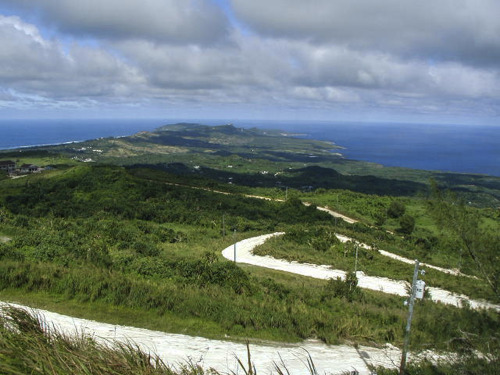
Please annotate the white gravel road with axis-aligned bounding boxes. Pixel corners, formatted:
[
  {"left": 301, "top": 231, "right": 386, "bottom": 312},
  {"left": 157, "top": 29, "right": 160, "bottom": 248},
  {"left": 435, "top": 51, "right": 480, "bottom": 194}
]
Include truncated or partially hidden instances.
[
  {"left": 3, "top": 233, "right": 491, "bottom": 374},
  {"left": 334, "top": 234, "right": 475, "bottom": 279},
  {"left": 222, "top": 233, "right": 500, "bottom": 312},
  {"left": 2, "top": 230, "right": 496, "bottom": 374},
  {"left": 1, "top": 302, "right": 402, "bottom": 375}
]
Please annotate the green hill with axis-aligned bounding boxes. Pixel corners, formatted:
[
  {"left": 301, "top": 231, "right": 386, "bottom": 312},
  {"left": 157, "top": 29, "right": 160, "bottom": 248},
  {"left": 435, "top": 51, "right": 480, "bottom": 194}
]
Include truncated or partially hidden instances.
[{"left": 0, "top": 123, "right": 499, "bottom": 372}]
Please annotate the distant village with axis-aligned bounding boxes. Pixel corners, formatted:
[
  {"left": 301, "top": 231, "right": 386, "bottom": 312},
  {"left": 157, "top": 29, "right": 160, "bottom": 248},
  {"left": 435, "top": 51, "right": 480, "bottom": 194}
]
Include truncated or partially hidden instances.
[{"left": 0, "top": 160, "right": 43, "bottom": 177}]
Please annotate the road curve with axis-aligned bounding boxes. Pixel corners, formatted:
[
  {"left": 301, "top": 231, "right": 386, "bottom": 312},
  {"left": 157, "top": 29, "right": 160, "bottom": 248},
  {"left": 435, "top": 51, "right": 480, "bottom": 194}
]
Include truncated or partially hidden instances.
[
  {"left": 160, "top": 182, "right": 474, "bottom": 279},
  {"left": 334, "top": 234, "right": 476, "bottom": 279},
  {"left": 222, "top": 233, "right": 500, "bottom": 312}
]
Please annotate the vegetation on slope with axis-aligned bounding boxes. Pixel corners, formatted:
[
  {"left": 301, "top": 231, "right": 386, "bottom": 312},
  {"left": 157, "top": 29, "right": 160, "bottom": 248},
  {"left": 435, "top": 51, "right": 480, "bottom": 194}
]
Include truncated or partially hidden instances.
[
  {"left": 1, "top": 305, "right": 497, "bottom": 375},
  {"left": 0, "top": 165, "right": 498, "bottom": 355},
  {"left": 0, "top": 124, "right": 499, "bottom": 373}
]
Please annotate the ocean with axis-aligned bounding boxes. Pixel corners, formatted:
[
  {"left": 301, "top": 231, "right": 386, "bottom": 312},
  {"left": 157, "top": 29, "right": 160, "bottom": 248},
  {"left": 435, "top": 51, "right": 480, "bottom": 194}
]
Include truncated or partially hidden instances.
[
  {"left": 0, "top": 119, "right": 165, "bottom": 150},
  {"left": 1, "top": 119, "right": 499, "bottom": 177}
]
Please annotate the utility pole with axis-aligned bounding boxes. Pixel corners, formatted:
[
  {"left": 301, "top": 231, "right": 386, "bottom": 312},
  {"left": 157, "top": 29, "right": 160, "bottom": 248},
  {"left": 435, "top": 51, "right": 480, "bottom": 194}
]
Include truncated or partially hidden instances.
[
  {"left": 222, "top": 214, "right": 226, "bottom": 237},
  {"left": 400, "top": 260, "right": 420, "bottom": 375},
  {"left": 233, "top": 229, "right": 237, "bottom": 262},
  {"left": 354, "top": 244, "right": 359, "bottom": 274}
]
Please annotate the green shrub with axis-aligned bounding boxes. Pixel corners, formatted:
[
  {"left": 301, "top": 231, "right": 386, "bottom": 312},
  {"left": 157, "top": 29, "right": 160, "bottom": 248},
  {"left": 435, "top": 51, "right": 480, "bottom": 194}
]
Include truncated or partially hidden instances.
[
  {"left": 400, "top": 214, "right": 416, "bottom": 235},
  {"left": 387, "top": 201, "right": 406, "bottom": 218},
  {"left": 321, "top": 272, "right": 363, "bottom": 302}
]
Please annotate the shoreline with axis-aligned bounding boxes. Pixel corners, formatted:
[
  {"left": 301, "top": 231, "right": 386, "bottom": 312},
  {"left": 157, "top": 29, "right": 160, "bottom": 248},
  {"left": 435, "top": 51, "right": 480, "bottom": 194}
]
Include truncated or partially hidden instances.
[{"left": 1, "top": 121, "right": 500, "bottom": 177}]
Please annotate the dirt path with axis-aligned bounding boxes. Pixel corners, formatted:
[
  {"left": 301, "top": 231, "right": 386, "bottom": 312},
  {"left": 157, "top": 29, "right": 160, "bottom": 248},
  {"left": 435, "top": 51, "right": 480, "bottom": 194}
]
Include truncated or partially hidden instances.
[
  {"left": 334, "top": 234, "right": 476, "bottom": 279},
  {"left": 1, "top": 302, "right": 403, "bottom": 375},
  {"left": 160, "top": 181, "right": 478, "bottom": 287},
  {"left": 160, "top": 180, "right": 359, "bottom": 224},
  {"left": 222, "top": 233, "right": 500, "bottom": 311},
  {"left": 308, "top": 204, "right": 359, "bottom": 224},
  {"left": 178, "top": 183, "right": 472, "bottom": 279}
]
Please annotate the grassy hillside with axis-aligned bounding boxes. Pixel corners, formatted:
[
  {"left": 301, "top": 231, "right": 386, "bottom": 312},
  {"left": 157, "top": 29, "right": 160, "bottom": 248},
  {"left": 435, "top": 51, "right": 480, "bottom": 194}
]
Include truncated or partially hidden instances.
[
  {"left": 0, "top": 123, "right": 499, "bottom": 372},
  {"left": 0, "top": 163, "right": 498, "bottom": 349}
]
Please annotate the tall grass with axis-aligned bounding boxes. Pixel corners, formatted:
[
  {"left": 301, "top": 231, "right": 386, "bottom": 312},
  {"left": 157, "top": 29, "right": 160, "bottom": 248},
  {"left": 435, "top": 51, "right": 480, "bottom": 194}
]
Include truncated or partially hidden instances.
[
  {"left": 1, "top": 306, "right": 331, "bottom": 375},
  {"left": 0, "top": 305, "right": 202, "bottom": 375},
  {"left": 1, "top": 259, "right": 499, "bottom": 354},
  {"left": 375, "top": 357, "right": 499, "bottom": 375},
  {"left": 1, "top": 305, "right": 496, "bottom": 375}
]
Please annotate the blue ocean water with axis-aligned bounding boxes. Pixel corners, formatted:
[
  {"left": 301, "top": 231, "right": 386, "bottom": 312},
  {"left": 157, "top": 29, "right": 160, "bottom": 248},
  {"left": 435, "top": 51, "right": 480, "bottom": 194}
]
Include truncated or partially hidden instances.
[
  {"left": 0, "top": 119, "right": 166, "bottom": 150},
  {"left": 237, "top": 120, "right": 500, "bottom": 177},
  {"left": 267, "top": 121, "right": 500, "bottom": 177},
  {"left": 1, "top": 119, "right": 499, "bottom": 177}
]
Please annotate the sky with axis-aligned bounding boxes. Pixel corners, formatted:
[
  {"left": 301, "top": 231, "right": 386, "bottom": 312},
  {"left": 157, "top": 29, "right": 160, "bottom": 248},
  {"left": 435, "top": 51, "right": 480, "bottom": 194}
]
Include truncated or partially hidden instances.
[{"left": 0, "top": 0, "right": 499, "bottom": 125}]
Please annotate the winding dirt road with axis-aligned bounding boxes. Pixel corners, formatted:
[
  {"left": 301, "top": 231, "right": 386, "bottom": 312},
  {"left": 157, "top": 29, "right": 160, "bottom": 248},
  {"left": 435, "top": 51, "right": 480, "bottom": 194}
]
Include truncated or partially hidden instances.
[
  {"left": 167, "top": 182, "right": 477, "bottom": 281},
  {"left": 221, "top": 233, "right": 500, "bottom": 311},
  {"left": 2, "top": 186, "right": 495, "bottom": 373}
]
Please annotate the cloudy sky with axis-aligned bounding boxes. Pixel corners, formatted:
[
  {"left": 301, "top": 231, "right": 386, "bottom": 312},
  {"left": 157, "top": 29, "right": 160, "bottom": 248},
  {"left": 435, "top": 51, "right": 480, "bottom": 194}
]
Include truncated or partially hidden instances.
[{"left": 0, "top": 0, "right": 499, "bottom": 124}]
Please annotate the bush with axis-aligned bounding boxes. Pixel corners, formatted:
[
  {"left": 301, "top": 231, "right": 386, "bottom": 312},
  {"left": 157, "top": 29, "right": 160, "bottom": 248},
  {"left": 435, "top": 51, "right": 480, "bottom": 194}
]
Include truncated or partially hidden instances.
[
  {"left": 321, "top": 272, "right": 363, "bottom": 302},
  {"left": 374, "top": 210, "right": 387, "bottom": 226},
  {"left": 284, "top": 226, "right": 340, "bottom": 250},
  {"left": 399, "top": 214, "right": 416, "bottom": 235},
  {"left": 387, "top": 201, "right": 405, "bottom": 218},
  {"left": 132, "top": 240, "right": 160, "bottom": 257}
]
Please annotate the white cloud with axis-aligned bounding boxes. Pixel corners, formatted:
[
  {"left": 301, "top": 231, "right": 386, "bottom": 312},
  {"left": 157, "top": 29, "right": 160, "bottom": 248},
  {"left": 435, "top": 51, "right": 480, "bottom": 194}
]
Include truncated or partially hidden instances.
[
  {"left": 427, "top": 64, "right": 499, "bottom": 98},
  {"left": 113, "top": 34, "right": 291, "bottom": 92},
  {"left": 291, "top": 86, "right": 360, "bottom": 103},
  {"left": 0, "top": 1, "right": 499, "bottom": 122},
  {"left": 1, "top": 0, "right": 229, "bottom": 44},
  {"left": 231, "top": 0, "right": 500, "bottom": 66},
  {"left": 0, "top": 15, "right": 145, "bottom": 100}
]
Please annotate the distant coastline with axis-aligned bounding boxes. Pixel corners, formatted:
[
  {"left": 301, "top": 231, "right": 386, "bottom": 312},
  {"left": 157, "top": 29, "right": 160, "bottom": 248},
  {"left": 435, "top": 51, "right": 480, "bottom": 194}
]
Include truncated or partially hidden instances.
[
  {"left": 0, "top": 118, "right": 165, "bottom": 151},
  {"left": 290, "top": 122, "right": 500, "bottom": 177},
  {"left": 1, "top": 119, "right": 499, "bottom": 177},
  {"left": 0, "top": 140, "right": 86, "bottom": 151}
]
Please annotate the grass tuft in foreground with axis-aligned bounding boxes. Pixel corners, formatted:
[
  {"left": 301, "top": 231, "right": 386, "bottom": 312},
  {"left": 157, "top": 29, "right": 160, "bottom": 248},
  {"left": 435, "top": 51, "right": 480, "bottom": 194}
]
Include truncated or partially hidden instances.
[
  {"left": 0, "top": 305, "right": 211, "bottom": 375},
  {"left": 0, "top": 305, "right": 323, "bottom": 375}
]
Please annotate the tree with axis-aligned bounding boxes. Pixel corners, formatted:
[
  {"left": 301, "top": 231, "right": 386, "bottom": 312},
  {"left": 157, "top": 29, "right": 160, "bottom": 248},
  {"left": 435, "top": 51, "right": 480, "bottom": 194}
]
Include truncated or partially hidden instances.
[
  {"left": 427, "top": 181, "right": 499, "bottom": 298},
  {"left": 399, "top": 214, "right": 415, "bottom": 235},
  {"left": 374, "top": 209, "right": 387, "bottom": 226},
  {"left": 387, "top": 200, "right": 405, "bottom": 218}
]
